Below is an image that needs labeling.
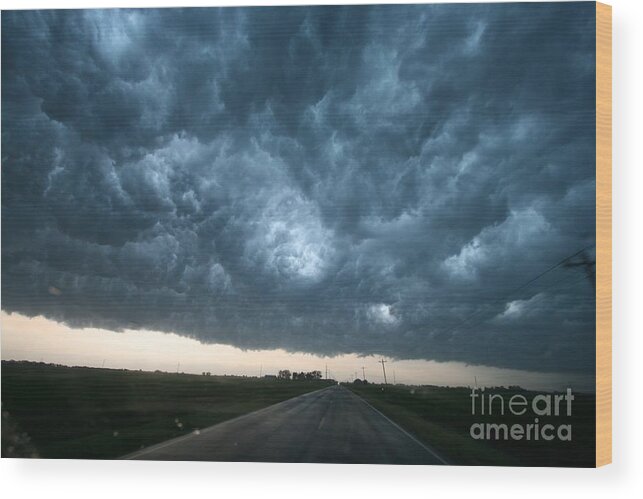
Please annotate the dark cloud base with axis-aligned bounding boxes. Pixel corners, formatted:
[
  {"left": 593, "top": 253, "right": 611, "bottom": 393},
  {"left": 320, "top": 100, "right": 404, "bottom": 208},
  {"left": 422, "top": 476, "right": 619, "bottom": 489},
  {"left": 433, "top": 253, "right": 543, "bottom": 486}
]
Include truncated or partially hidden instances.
[{"left": 2, "top": 4, "right": 596, "bottom": 374}]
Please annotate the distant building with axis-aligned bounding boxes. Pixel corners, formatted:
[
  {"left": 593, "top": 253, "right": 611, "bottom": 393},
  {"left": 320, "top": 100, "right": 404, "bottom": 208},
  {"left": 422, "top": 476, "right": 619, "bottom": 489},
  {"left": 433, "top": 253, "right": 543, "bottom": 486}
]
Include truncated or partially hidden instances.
[{"left": 263, "top": 374, "right": 277, "bottom": 380}]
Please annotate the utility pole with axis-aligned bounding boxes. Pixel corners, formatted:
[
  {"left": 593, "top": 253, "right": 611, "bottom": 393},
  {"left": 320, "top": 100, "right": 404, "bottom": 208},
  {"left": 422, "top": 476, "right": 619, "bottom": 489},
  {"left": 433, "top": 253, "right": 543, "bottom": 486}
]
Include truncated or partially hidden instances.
[
  {"left": 379, "top": 359, "right": 388, "bottom": 385},
  {"left": 259, "top": 365, "right": 263, "bottom": 377},
  {"left": 325, "top": 364, "right": 328, "bottom": 380},
  {"left": 361, "top": 366, "right": 366, "bottom": 381},
  {"left": 564, "top": 250, "right": 596, "bottom": 289}
]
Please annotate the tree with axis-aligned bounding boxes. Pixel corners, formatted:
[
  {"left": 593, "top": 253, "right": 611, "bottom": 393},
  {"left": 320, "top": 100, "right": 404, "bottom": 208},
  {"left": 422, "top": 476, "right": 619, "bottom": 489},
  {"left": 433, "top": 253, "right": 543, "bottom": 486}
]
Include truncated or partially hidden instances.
[
  {"left": 290, "top": 370, "right": 322, "bottom": 381},
  {"left": 278, "top": 369, "right": 292, "bottom": 380}
]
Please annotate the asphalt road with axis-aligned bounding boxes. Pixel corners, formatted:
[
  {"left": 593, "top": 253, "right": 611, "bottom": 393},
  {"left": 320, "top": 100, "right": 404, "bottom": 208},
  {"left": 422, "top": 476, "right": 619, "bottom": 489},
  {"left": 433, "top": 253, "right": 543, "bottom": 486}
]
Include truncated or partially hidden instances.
[{"left": 125, "top": 385, "right": 446, "bottom": 464}]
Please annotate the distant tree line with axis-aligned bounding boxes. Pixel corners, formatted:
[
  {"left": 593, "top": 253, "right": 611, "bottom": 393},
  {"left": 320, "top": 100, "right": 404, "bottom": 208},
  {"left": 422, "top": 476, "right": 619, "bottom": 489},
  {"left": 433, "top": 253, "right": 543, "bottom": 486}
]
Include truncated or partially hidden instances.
[{"left": 277, "top": 369, "right": 322, "bottom": 381}]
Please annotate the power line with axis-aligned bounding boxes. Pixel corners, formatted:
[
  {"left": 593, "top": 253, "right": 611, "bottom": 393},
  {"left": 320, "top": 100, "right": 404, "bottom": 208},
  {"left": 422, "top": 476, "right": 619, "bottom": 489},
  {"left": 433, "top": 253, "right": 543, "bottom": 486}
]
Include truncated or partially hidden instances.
[
  {"left": 536, "top": 267, "right": 595, "bottom": 295},
  {"left": 430, "top": 244, "right": 596, "bottom": 339},
  {"left": 507, "top": 244, "right": 595, "bottom": 297}
]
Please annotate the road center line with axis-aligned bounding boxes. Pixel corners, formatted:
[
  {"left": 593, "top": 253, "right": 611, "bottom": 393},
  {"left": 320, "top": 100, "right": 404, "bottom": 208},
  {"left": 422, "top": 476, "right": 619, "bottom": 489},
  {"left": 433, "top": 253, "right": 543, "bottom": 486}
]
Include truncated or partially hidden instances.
[
  {"left": 317, "top": 415, "right": 326, "bottom": 430},
  {"left": 122, "top": 385, "right": 335, "bottom": 459}
]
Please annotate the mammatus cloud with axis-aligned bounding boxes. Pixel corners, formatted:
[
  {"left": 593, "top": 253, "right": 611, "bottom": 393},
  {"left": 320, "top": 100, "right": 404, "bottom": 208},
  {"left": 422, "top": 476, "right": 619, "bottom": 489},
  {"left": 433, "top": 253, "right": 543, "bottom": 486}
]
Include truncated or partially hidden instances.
[{"left": 2, "top": 4, "right": 596, "bottom": 373}]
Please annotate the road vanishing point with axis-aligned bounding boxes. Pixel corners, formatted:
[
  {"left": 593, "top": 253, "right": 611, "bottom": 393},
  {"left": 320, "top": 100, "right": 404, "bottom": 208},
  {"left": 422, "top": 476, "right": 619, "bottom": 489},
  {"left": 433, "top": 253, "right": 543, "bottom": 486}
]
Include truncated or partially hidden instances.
[{"left": 124, "top": 385, "right": 447, "bottom": 464}]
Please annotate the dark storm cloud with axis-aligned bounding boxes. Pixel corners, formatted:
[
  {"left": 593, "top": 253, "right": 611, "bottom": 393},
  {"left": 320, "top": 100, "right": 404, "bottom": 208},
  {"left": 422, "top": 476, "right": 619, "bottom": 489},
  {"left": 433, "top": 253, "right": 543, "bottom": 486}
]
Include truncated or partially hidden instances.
[{"left": 2, "top": 3, "right": 596, "bottom": 373}]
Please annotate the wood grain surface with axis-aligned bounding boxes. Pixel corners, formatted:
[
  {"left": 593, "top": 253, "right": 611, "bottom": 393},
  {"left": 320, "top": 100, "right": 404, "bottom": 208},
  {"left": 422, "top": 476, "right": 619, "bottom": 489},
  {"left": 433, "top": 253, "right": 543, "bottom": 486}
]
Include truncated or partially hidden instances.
[{"left": 596, "top": 1, "right": 612, "bottom": 468}]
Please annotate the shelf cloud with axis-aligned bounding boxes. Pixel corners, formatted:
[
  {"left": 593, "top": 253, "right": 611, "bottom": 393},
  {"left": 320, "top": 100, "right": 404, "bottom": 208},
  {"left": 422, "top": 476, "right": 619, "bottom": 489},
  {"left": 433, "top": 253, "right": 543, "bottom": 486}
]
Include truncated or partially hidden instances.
[{"left": 2, "top": 4, "right": 596, "bottom": 373}]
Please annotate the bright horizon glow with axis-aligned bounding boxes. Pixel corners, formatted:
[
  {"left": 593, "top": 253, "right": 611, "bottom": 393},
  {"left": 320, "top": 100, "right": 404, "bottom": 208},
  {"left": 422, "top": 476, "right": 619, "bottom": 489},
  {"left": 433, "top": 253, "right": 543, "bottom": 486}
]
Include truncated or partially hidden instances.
[{"left": 1, "top": 311, "right": 594, "bottom": 392}]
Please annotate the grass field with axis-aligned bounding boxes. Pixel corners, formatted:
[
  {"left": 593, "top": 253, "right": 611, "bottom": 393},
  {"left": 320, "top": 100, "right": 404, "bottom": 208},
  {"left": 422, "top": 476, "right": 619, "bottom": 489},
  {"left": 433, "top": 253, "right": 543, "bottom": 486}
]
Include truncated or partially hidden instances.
[
  {"left": 2, "top": 360, "right": 595, "bottom": 465},
  {"left": 347, "top": 383, "right": 596, "bottom": 467},
  {"left": 1, "top": 360, "right": 332, "bottom": 459}
]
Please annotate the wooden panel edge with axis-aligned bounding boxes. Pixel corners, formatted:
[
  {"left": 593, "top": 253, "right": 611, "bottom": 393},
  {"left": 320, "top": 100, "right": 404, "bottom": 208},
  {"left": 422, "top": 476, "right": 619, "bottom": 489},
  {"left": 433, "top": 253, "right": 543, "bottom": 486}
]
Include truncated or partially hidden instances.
[{"left": 595, "top": 1, "right": 612, "bottom": 468}]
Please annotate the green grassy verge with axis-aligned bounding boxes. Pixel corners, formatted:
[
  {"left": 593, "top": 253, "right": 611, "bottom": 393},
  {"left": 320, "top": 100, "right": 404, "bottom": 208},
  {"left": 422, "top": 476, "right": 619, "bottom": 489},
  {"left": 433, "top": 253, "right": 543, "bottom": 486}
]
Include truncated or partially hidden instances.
[
  {"left": 1, "top": 360, "right": 331, "bottom": 459},
  {"left": 347, "top": 383, "right": 595, "bottom": 467}
]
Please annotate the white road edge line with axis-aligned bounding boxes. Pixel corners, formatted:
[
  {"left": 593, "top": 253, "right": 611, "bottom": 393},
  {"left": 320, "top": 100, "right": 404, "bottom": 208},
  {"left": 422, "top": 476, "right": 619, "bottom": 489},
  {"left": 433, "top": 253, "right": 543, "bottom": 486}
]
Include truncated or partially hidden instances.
[
  {"left": 348, "top": 388, "right": 450, "bottom": 465},
  {"left": 121, "top": 385, "right": 335, "bottom": 460}
]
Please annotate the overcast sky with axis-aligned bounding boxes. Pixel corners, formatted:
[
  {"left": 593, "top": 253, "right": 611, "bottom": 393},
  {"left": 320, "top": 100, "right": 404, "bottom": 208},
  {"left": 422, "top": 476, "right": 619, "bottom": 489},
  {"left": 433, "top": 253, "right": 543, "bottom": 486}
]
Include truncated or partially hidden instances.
[{"left": 2, "top": 3, "right": 596, "bottom": 376}]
